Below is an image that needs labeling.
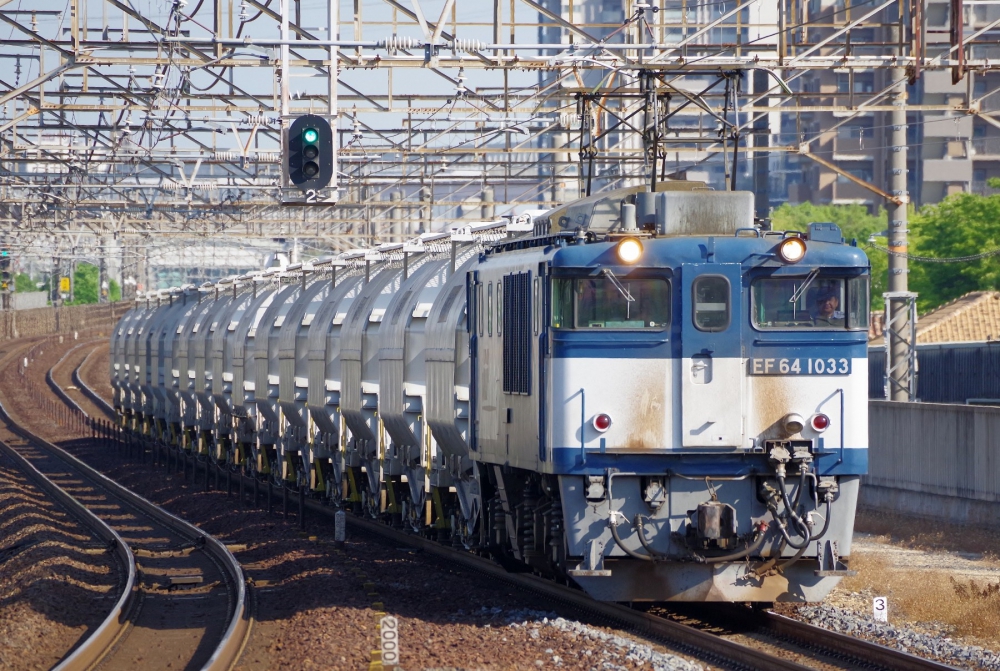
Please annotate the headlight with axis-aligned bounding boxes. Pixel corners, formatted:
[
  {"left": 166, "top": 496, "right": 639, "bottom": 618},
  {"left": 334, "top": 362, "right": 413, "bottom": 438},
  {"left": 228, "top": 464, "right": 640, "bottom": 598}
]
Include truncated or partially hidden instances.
[
  {"left": 617, "top": 237, "right": 643, "bottom": 264},
  {"left": 782, "top": 413, "right": 805, "bottom": 435},
  {"left": 778, "top": 237, "right": 807, "bottom": 263}
]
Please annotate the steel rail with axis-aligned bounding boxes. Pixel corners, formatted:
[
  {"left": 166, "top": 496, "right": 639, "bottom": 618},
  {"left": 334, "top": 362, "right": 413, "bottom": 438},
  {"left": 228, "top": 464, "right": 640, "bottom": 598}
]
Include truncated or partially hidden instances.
[
  {"left": 324, "top": 500, "right": 963, "bottom": 671},
  {"left": 69, "top": 351, "right": 797, "bottom": 671},
  {"left": 752, "top": 608, "right": 961, "bottom": 671},
  {"left": 7, "top": 344, "right": 252, "bottom": 671},
  {"left": 73, "top": 345, "right": 117, "bottom": 419},
  {"left": 667, "top": 603, "right": 962, "bottom": 670},
  {"left": 46, "top": 339, "right": 105, "bottom": 418},
  {"left": 0, "top": 433, "right": 137, "bottom": 671}
]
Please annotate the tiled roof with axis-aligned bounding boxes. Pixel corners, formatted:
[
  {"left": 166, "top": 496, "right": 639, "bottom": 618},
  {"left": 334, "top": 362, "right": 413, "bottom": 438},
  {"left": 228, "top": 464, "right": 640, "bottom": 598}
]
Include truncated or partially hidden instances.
[
  {"left": 868, "top": 311, "right": 885, "bottom": 342},
  {"left": 917, "top": 292, "right": 1000, "bottom": 343},
  {"left": 867, "top": 292, "right": 1000, "bottom": 344}
]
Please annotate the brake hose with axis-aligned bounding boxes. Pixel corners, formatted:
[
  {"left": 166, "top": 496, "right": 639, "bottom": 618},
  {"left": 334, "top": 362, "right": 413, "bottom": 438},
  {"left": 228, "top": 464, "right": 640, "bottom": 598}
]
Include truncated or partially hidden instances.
[
  {"left": 693, "top": 525, "right": 769, "bottom": 564},
  {"left": 634, "top": 514, "right": 672, "bottom": 560},
  {"left": 608, "top": 513, "right": 655, "bottom": 562}
]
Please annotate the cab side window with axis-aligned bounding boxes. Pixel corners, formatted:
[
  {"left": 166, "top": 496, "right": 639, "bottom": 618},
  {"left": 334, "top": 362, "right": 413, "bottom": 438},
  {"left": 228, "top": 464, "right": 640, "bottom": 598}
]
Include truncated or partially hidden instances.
[{"left": 692, "top": 276, "right": 730, "bottom": 332}]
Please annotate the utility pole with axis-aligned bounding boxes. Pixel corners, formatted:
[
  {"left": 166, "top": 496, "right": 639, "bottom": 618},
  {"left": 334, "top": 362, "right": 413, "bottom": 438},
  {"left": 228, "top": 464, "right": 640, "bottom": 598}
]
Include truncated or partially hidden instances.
[{"left": 885, "top": 67, "right": 917, "bottom": 401}]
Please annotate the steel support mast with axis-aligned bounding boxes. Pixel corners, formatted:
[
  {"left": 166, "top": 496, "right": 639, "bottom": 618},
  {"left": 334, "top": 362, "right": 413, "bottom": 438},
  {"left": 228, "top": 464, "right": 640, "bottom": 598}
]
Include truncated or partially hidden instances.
[{"left": 885, "top": 67, "right": 917, "bottom": 402}]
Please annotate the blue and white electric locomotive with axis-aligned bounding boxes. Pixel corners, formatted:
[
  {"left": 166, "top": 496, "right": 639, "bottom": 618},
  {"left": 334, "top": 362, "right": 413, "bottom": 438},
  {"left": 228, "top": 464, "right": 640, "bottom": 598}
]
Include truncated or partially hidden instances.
[
  {"left": 465, "top": 186, "right": 867, "bottom": 602},
  {"left": 111, "top": 182, "right": 869, "bottom": 603}
]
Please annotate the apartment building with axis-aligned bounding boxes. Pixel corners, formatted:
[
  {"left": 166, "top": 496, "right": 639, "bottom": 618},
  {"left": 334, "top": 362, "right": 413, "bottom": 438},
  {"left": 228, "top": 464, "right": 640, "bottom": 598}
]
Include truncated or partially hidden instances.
[{"left": 779, "top": 0, "right": 1000, "bottom": 208}]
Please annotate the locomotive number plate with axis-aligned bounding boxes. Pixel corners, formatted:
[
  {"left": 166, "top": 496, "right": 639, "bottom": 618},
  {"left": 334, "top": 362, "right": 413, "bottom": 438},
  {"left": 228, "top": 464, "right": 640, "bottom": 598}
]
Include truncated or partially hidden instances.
[{"left": 749, "top": 357, "right": 851, "bottom": 376}]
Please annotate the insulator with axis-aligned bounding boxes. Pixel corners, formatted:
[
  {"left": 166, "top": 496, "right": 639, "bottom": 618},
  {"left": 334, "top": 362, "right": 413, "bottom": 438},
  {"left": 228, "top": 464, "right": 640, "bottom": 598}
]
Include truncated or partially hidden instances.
[
  {"left": 450, "top": 38, "right": 486, "bottom": 53},
  {"left": 379, "top": 35, "right": 419, "bottom": 53}
]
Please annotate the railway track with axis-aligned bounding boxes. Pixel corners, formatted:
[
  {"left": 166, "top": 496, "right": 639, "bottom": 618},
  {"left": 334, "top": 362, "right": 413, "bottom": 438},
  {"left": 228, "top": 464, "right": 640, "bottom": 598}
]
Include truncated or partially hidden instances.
[
  {"left": 74, "top": 344, "right": 116, "bottom": 420},
  {"left": 0, "top": 423, "right": 137, "bottom": 671},
  {"left": 65, "top": 340, "right": 961, "bottom": 671},
  {"left": 0, "top": 338, "right": 251, "bottom": 671},
  {"left": 47, "top": 339, "right": 115, "bottom": 421}
]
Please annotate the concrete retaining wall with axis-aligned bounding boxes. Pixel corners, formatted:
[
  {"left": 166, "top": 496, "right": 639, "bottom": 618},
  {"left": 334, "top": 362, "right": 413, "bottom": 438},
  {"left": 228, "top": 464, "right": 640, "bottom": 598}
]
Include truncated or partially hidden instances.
[
  {"left": 864, "top": 400, "right": 1000, "bottom": 523},
  {"left": 11, "top": 292, "right": 48, "bottom": 311}
]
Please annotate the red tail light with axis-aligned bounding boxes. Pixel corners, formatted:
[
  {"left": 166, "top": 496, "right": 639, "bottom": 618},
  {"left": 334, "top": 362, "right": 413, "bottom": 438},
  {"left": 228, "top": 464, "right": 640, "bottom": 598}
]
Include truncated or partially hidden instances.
[
  {"left": 593, "top": 413, "right": 612, "bottom": 432},
  {"left": 811, "top": 414, "right": 830, "bottom": 432}
]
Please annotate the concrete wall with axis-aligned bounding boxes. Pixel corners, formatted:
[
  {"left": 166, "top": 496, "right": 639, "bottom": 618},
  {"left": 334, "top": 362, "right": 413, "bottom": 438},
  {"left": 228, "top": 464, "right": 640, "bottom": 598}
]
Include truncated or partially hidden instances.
[
  {"left": 864, "top": 400, "right": 1000, "bottom": 525},
  {"left": 11, "top": 292, "right": 48, "bottom": 311}
]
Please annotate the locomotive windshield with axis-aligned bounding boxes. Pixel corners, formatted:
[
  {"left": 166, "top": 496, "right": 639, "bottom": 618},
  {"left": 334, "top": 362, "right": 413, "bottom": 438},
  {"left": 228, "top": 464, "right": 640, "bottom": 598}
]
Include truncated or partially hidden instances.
[
  {"left": 751, "top": 274, "right": 869, "bottom": 330},
  {"left": 552, "top": 277, "right": 670, "bottom": 329}
]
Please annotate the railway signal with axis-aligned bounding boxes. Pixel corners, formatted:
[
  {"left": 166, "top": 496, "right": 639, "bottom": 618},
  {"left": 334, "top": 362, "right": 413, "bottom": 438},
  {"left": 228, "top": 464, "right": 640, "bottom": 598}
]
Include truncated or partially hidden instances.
[
  {"left": 286, "top": 115, "right": 334, "bottom": 198},
  {"left": 0, "top": 248, "right": 11, "bottom": 294}
]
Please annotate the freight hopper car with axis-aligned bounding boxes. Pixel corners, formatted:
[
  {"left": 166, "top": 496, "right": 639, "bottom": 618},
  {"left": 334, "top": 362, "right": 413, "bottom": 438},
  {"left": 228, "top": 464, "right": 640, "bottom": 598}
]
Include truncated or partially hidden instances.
[{"left": 110, "top": 186, "right": 870, "bottom": 603}]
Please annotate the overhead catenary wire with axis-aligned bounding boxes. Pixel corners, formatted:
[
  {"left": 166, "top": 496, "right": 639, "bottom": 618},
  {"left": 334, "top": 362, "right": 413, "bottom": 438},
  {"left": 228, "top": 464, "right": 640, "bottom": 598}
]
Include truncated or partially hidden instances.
[{"left": 867, "top": 241, "right": 1000, "bottom": 263}]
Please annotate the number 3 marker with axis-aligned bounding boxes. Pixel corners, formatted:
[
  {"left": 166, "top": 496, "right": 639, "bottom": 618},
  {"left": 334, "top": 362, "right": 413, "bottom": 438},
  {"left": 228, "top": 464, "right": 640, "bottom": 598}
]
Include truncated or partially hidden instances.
[{"left": 873, "top": 597, "right": 888, "bottom": 622}]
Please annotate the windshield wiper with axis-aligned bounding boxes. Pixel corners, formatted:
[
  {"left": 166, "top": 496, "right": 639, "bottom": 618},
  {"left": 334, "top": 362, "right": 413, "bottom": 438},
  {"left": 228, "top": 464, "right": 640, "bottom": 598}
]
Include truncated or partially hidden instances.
[
  {"left": 788, "top": 268, "right": 820, "bottom": 304},
  {"left": 602, "top": 268, "right": 635, "bottom": 302}
]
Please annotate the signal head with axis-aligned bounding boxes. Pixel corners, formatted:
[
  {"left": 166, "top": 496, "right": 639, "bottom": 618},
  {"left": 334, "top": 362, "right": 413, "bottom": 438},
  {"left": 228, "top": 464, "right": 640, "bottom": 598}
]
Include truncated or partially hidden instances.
[{"left": 287, "top": 115, "right": 333, "bottom": 193}]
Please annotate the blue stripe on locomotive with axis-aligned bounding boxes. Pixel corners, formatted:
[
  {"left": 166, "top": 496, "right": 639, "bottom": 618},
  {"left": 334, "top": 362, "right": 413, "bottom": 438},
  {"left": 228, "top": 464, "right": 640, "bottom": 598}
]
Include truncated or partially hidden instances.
[
  {"left": 549, "top": 235, "right": 870, "bottom": 360},
  {"left": 548, "top": 447, "right": 867, "bottom": 477}
]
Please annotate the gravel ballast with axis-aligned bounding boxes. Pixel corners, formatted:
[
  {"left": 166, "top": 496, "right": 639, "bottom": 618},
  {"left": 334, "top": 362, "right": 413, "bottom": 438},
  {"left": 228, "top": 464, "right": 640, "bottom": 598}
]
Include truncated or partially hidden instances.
[
  {"left": 798, "top": 603, "right": 1000, "bottom": 670},
  {"left": 0, "top": 443, "right": 118, "bottom": 671}
]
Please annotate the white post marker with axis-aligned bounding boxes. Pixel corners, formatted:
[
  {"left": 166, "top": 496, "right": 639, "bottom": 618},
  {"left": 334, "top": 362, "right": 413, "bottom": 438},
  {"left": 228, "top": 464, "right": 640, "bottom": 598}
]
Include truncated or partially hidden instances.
[
  {"left": 334, "top": 509, "right": 346, "bottom": 547},
  {"left": 873, "top": 596, "right": 888, "bottom": 622},
  {"left": 380, "top": 615, "right": 399, "bottom": 669}
]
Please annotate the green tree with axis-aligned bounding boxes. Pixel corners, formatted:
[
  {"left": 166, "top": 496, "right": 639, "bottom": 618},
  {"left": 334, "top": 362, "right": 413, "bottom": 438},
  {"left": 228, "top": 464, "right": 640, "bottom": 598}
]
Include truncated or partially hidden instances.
[
  {"left": 770, "top": 202, "right": 889, "bottom": 310},
  {"left": 109, "top": 278, "right": 121, "bottom": 302},
  {"left": 908, "top": 191, "right": 1000, "bottom": 312},
  {"left": 69, "top": 263, "right": 99, "bottom": 304},
  {"left": 14, "top": 272, "right": 36, "bottom": 292}
]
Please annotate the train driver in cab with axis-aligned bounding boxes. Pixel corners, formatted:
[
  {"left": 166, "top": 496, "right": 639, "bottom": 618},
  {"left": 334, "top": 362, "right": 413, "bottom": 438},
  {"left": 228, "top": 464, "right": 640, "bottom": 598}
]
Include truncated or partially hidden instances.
[{"left": 810, "top": 284, "right": 845, "bottom": 327}]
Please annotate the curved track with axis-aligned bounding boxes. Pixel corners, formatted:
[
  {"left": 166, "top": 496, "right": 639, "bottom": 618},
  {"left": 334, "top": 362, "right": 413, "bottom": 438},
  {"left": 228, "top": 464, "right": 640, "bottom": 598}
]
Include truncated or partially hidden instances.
[
  {"left": 1, "top": 338, "right": 251, "bottom": 671},
  {"left": 69, "top": 340, "right": 960, "bottom": 671},
  {"left": 0, "top": 422, "right": 137, "bottom": 671}
]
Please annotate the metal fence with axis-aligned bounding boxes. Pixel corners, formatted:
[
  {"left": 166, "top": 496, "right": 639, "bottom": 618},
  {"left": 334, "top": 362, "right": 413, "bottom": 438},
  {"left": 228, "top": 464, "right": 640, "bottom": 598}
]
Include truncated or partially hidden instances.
[
  {"left": 0, "top": 302, "right": 121, "bottom": 340},
  {"left": 869, "top": 341, "right": 1000, "bottom": 403}
]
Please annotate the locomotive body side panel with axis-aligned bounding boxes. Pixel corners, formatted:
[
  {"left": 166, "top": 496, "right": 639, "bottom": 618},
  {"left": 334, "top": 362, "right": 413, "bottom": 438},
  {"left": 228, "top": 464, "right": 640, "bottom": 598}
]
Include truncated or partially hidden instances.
[{"left": 470, "top": 247, "right": 553, "bottom": 473}]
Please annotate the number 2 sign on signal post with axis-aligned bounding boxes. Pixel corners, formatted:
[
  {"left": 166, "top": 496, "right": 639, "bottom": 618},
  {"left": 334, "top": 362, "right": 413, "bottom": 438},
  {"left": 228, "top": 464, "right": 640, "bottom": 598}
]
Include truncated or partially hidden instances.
[{"left": 873, "top": 597, "right": 888, "bottom": 622}]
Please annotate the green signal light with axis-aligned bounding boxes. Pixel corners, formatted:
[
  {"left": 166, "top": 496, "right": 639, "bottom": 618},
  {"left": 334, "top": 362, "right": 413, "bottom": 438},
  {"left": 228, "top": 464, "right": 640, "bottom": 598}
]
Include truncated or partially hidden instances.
[{"left": 303, "top": 128, "right": 319, "bottom": 144}]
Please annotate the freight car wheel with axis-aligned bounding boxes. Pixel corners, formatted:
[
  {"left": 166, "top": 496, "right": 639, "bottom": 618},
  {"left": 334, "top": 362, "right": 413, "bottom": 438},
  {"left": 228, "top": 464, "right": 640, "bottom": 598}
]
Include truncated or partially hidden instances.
[{"left": 402, "top": 490, "right": 426, "bottom": 533}]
